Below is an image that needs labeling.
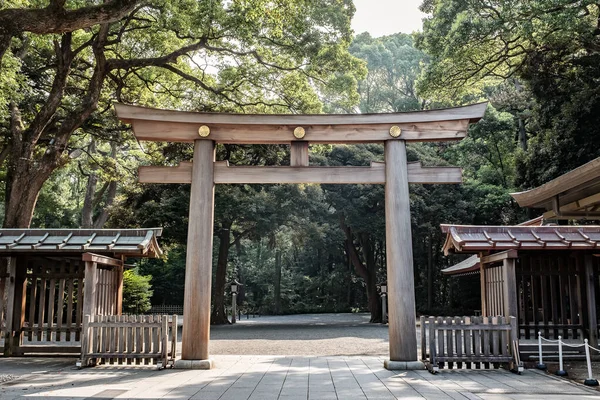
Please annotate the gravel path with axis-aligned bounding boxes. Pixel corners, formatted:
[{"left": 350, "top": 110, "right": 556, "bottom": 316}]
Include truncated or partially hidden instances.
[{"left": 203, "top": 313, "right": 400, "bottom": 356}]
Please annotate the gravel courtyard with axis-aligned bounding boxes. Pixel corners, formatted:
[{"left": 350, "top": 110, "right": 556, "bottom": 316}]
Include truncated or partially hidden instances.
[{"left": 206, "top": 313, "right": 395, "bottom": 356}]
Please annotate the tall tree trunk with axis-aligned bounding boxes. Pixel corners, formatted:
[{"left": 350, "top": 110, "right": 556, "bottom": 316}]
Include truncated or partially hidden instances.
[
  {"left": 427, "top": 234, "right": 434, "bottom": 311},
  {"left": 360, "top": 233, "right": 381, "bottom": 323},
  {"left": 81, "top": 140, "right": 97, "bottom": 228},
  {"left": 211, "top": 222, "right": 232, "bottom": 325},
  {"left": 274, "top": 249, "right": 282, "bottom": 314}
]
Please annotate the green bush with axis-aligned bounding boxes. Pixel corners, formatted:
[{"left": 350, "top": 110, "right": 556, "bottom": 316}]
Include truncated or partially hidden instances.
[{"left": 123, "top": 268, "right": 153, "bottom": 314}]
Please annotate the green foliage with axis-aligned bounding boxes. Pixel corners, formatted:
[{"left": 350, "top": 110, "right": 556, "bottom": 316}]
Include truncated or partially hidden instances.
[{"left": 123, "top": 268, "right": 153, "bottom": 314}]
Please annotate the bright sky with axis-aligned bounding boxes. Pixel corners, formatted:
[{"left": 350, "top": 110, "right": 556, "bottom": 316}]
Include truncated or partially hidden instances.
[{"left": 352, "top": 0, "right": 426, "bottom": 37}]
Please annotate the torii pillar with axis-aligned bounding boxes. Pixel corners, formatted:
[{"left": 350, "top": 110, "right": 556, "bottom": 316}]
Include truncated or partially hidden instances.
[
  {"left": 114, "top": 102, "right": 487, "bottom": 370},
  {"left": 384, "top": 140, "right": 421, "bottom": 369}
]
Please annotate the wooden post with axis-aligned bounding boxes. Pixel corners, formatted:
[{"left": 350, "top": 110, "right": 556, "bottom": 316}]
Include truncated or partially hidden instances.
[
  {"left": 290, "top": 141, "right": 309, "bottom": 166},
  {"left": 4, "top": 257, "right": 26, "bottom": 356},
  {"left": 502, "top": 258, "right": 518, "bottom": 319},
  {"left": 480, "top": 259, "right": 487, "bottom": 317},
  {"left": 384, "top": 140, "right": 421, "bottom": 369},
  {"left": 585, "top": 255, "right": 598, "bottom": 347},
  {"left": 82, "top": 261, "right": 98, "bottom": 319},
  {"left": 181, "top": 139, "right": 215, "bottom": 365},
  {"left": 116, "top": 264, "right": 124, "bottom": 316}
]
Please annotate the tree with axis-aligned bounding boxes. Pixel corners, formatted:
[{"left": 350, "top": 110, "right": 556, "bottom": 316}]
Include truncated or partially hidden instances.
[
  {"left": 123, "top": 268, "right": 153, "bottom": 314},
  {"left": 417, "top": 0, "right": 600, "bottom": 188},
  {"left": 0, "top": 0, "right": 364, "bottom": 228},
  {"left": 349, "top": 32, "right": 427, "bottom": 113}
]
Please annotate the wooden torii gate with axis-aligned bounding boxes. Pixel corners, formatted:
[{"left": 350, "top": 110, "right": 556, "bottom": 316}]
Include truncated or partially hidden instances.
[{"left": 115, "top": 102, "right": 487, "bottom": 369}]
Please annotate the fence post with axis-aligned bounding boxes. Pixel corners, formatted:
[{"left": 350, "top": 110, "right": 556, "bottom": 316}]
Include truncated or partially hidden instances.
[
  {"left": 420, "top": 316, "right": 426, "bottom": 361},
  {"left": 77, "top": 315, "right": 91, "bottom": 368},
  {"left": 584, "top": 339, "right": 599, "bottom": 386},
  {"left": 556, "top": 336, "right": 567, "bottom": 376},
  {"left": 536, "top": 331, "right": 546, "bottom": 370}
]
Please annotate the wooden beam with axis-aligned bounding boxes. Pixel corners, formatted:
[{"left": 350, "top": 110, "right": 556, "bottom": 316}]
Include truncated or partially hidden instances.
[
  {"left": 82, "top": 252, "right": 123, "bottom": 268},
  {"left": 130, "top": 120, "right": 470, "bottom": 144},
  {"left": 480, "top": 250, "right": 518, "bottom": 265},
  {"left": 82, "top": 261, "right": 98, "bottom": 318},
  {"left": 543, "top": 191, "right": 600, "bottom": 219},
  {"left": 116, "top": 102, "right": 487, "bottom": 125},
  {"left": 138, "top": 161, "right": 463, "bottom": 185},
  {"left": 502, "top": 258, "right": 518, "bottom": 319},
  {"left": 290, "top": 142, "right": 309, "bottom": 167}
]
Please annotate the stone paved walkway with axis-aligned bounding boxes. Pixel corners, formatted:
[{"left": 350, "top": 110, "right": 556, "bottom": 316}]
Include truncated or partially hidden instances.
[{"left": 1, "top": 355, "right": 599, "bottom": 399}]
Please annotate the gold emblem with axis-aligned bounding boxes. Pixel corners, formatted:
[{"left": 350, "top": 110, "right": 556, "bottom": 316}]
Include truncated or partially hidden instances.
[
  {"left": 389, "top": 125, "right": 402, "bottom": 138},
  {"left": 293, "top": 126, "right": 306, "bottom": 139},
  {"left": 198, "top": 125, "right": 210, "bottom": 137}
]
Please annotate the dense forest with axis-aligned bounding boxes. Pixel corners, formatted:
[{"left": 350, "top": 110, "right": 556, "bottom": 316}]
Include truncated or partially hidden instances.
[{"left": 0, "top": 1, "right": 598, "bottom": 321}]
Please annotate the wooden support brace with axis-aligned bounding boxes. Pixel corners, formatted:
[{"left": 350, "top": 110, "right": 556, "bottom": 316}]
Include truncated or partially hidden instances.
[{"left": 138, "top": 161, "right": 462, "bottom": 185}]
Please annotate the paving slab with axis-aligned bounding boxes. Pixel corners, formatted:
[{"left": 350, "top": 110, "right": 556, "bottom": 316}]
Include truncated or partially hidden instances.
[{"left": 1, "top": 356, "right": 600, "bottom": 399}]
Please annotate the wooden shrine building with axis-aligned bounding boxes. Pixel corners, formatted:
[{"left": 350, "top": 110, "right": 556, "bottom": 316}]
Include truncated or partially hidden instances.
[
  {"left": 115, "top": 102, "right": 487, "bottom": 370},
  {"left": 0, "top": 228, "right": 162, "bottom": 356},
  {"left": 442, "top": 157, "right": 600, "bottom": 348}
]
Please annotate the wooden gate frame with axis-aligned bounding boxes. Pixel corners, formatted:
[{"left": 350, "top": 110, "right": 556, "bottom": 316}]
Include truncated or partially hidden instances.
[{"left": 115, "top": 102, "right": 487, "bottom": 369}]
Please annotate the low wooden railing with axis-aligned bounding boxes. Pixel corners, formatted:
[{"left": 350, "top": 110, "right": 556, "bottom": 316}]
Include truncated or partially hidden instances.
[
  {"left": 79, "top": 314, "right": 177, "bottom": 369},
  {"left": 420, "top": 315, "right": 522, "bottom": 373}
]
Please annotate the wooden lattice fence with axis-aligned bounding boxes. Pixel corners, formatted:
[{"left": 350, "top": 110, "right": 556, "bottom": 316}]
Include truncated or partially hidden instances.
[
  {"left": 79, "top": 314, "right": 177, "bottom": 369},
  {"left": 420, "top": 315, "right": 522, "bottom": 373}
]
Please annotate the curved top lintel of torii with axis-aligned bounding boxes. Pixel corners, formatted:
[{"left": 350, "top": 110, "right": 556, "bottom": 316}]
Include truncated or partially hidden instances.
[{"left": 114, "top": 102, "right": 487, "bottom": 144}]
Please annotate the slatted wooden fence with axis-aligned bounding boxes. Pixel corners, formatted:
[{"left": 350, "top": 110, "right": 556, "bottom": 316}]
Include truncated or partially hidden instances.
[
  {"left": 79, "top": 314, "right": 177, "bottom": 369},
  {"left": 420, "top": 315, "right": 522, "bottom": 373}
]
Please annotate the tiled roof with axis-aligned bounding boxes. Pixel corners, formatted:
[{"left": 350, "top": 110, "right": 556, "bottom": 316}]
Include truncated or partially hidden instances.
[
  {"left": 441, "top": 254, "right": 480, "bottom": 276},
  {"left": 441, "top": 224, "right": 600, "bottom": 255},
  {"left": 0, "top": 228, "right": 162, "bottom": 257}
]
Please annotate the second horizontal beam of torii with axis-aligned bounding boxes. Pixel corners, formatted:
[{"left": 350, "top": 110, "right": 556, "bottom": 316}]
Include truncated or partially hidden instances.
[{"left": 139, "top": 161, "right": 462, "bottom": 185}]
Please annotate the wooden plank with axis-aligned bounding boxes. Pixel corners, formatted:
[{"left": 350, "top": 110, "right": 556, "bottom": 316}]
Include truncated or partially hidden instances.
[
  {"left": 56, "top": 262, "right": 66, "bottom": 342},
  {"left": 37, "top": 277, "right": 46, "bottom": 341},
  {"left": 27, "top": 272, "right": 37, "bottom": 342},
  {"left": 136, "top": 314, "right": 143, "bottom": 364},
  {"left": 47, "top": 276, "right": 56, "bottom": 341},
  {"left": 446, "top": 317, "right": 454, "bottom": 369},
  {"left": 66, "top": 261, "right": 74, "bottom": 342},
  {"left": 480, "top": 250, "right": 519, "bottom": 265},
  {"left": 181, "top": 140, "right": 215, "bottom": 361},
  {"left": 491, "top": 316, "right": 499, "bottom": 359},
  {"left": 464, "top": 317, "right": 472, "bottom": 369},
  {"left": 385, "top": 140, "right": 418, "bottom": 363},
  {"left": 82, "top": 253, "right": 123, "bottom": 268},
  {"left": 455, "top": 316, "right": 463, "bottom": 369},
  {"left": 290, "top": 142, "right": 309, "bottom": 166},
  {"left": 162, "top": 315, "right": 169, "bottom": 366},
  {"left": 575, "top": 259, "right": 585, "bottom": 340},
  {"left": 138, "top": 161, "right": 463, "bottom": 185},
  {"left": 428, "top": 316, "right": 436, "bottom": 365},
  {"left": 437, "top": 317, "right": 444, "bottom": 369},
  {"left": 75, "top": 262, "right": 84, "bottom": 341}
]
